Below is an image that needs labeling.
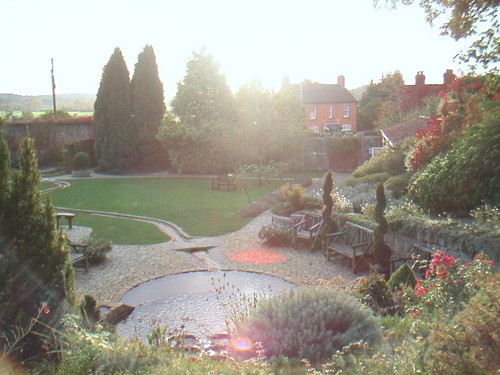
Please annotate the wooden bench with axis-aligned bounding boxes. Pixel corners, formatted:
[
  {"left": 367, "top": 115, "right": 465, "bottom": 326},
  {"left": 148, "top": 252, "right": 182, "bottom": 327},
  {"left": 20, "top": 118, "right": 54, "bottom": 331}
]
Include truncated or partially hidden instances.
[
  {"left": 211, "top": 174, "right": 236, "bottom": 191},
  {"left": 389, "top": 243, "right": 434, "bottom": 277},
  {"left": 325, "top": 221, "right": 374, "bottom": 274},
  {"left": 56, "top": 212, "right": 75, "bottom": 229},
  {"left": 69, "top": 242, "right": 89, "bottom": 272},
  {"left": 292, "top": 212, "right": 322, "bottom": 250}
]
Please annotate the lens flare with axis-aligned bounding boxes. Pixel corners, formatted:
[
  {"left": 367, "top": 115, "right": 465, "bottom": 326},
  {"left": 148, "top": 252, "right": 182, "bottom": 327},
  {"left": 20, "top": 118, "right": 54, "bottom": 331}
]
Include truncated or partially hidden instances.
[{"left": 230, "top": 336, "right": 254, "bottom": 352}]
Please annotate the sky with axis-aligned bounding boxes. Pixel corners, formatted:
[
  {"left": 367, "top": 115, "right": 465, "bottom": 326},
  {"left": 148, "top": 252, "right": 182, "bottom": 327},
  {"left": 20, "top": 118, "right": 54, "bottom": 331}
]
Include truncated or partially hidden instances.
[{"left": 2, "top": 0, "right": 474, "bottom": 101}]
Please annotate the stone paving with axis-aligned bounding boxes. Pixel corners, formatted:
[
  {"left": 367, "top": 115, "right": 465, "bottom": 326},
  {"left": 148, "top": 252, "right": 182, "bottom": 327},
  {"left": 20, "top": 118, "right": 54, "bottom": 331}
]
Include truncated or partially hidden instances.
[{"left": 74, "top": 210, "right": 362, "bottom": 307}]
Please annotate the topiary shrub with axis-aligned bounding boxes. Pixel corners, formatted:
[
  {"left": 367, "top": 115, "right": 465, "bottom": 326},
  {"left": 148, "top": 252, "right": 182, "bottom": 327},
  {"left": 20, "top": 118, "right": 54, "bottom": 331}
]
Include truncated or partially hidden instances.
[
  {"left": 373, "top": 184, "right": 392, "bottom": 268},
  {"left": 357, "top": 272, "right": 396, "bottom": 316},
  {"left": 384, "top": 172, "right": 411, "bottom": 199},
  {"left": 73, "top": 151, "right": 90, "bottom": 170},
  {"left": 235, "top": 287, "right": 382, "bottom": 363},
  {"left": 388, "top": 263, "right": 417, "bottom": 291}
]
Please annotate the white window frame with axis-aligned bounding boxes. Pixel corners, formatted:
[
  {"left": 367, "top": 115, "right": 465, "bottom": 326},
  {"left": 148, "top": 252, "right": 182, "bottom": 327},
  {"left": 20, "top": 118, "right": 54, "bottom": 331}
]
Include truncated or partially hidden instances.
[
  {"left": 328, "top": 104, "right": 333, "bottom": 119},
  {"left": 309, "top": 105, "right": 317, "bottom": 120},
  {"left": 341, "top": 124, "right": 352, "bottom": 132},
  {"left": 343, "top": 104, "right": 350, "bottom": 118}
]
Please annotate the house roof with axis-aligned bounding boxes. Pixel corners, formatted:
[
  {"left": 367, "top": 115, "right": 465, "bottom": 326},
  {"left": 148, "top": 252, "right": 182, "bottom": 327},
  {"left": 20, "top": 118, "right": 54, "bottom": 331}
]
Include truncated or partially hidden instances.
[
  {"left": 380, "top": 117, "right": 428, "bottom": 144},
  {"left": 300, "top": 82, "right": 357, "bottom": 104}
]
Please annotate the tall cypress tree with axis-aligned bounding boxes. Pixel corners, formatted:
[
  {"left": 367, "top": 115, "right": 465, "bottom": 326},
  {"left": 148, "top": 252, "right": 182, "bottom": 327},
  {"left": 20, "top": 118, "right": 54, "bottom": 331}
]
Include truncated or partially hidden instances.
[
  {"left": 94, "top": 47, "right": 135, "bottom": 172},
  {"left": 130, "top": 44, "right": 166, "bottom": 170},
  {"left": 0, "top": 137, "right": 75, "bottom": 363}
]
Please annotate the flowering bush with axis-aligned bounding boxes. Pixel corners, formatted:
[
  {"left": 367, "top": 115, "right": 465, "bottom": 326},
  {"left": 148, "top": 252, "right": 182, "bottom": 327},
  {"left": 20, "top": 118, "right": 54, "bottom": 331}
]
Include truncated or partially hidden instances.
[{"left": 411, "top": 251, "right": 495, "bottom": 315}]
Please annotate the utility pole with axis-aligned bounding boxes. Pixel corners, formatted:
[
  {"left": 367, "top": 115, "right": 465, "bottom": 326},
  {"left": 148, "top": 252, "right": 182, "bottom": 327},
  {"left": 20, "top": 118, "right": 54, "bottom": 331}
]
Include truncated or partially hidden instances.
[{"left": 51, "top": 58, "right": 57, "bottom": 114}]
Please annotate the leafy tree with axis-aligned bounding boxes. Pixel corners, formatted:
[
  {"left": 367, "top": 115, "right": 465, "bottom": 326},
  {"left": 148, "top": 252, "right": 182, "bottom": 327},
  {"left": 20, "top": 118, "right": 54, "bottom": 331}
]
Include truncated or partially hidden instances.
[
  {"left": 376, "top": 0, "right": 499, "bottom": 69},
  {"left": 130, "top": 45, "right": 166, "bottom": 170},
  {"left": 0, "top": 136, "right": 75, "bottom": 363},
  {"left": 94, "top": 47, "right": 135, "bottom": 172},
  {"left": 357, "top": 82, "right": 384, "bottom": 131},
  {"left": 159, "top": 51, "right": 237, "bottom": 174}
]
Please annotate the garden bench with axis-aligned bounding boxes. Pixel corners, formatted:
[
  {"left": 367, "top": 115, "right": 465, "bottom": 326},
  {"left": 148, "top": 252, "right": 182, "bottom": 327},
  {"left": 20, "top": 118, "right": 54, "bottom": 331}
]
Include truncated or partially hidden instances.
[
  {"left": 324, "top": 221, "right": 374, "bottom": 274},
  {"left": 211, "top": 174, "right": 236, "bottom": 191},
  {"left": 292, "top": 212, "right": 322, "bottom": 250},
  {"left": 56, "top": 212, "right": 75, "bottom": 229},
  {"left": 388, "top": 243, "right": 434, "bottom": 277},
  {"left": 69, "top": 242, "right": 89, "bottom": 272}
]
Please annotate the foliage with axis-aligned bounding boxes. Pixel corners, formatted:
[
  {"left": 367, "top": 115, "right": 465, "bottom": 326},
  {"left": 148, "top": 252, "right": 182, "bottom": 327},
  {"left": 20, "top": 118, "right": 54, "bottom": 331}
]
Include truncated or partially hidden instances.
[
  {"left": 235, "top": 287, "right": 382, "bottom": 363},
  {"left": 72, "top": 151, "right": 89, "bottom": 170},
  {"left": 237, "top": 161, "right": 287, "bottom": 185},
  {"left": 353, "top": 137, "right": 414, "bottom": 178},
  {"left": 373, "top": 184, "right": 392, "bottom": 267},
  {"left": 357, "top": 272, "right": 397, "bottom": 316},
  {"left": 94, "top": 47, "right": 135, "bottom": 172},
  {"left": 384, "top": 172, "right": 411, "bottom": 198},
  {"left": 388, "top": 263, "right": 417, "bottom": 291},
  {"left": 0, "top": 137, "right": 75, "bottom": 364},
  {"left": 258, "top": 224, "right": 293, "bottom": 246},
  {"left": 0, "top": 121, "right": 10, "bottom": 229},
  {"left": 281, "top": 183, "right": 306, "bottom": 212},
  {"left": 409, "top": 100, "right": 500, "bottom": 214},
  {"left": 158, "top": 51, "right": 237, "bottom": 174},
  {"left": 340, "top": 181, "right": 394, "bottom": 214},
  {"left": 342, "top": 172, "right": 392, "bottom": 187},
  {"left": 327, "top": 134, "right": 361, "bottom": 156},
  {"left": 377, "top": 0, "right": 499, "bottom": 69},
  {"left": 424, "top": 275, "right": 500, "bottom": 374},
  {"left": 79, "top": 294, "right": 100, "bottom": 329},
  {"left": 471, "top": 202, "right": 500, "bottom": 228},
  {"left": 130, "top": 44, "right": 167, "bottom": 170},
  {"left": 86, "top": 234, "right": 112, "bottom": 265}
]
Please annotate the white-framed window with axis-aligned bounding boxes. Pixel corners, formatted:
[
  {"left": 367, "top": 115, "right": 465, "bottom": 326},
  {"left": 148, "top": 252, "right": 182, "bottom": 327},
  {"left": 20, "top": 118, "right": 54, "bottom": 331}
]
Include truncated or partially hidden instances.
[
  {"left": 341, "top": 124, "right": 352, "bottom": 132},
  {"left": 310, "top": 126, "right": 320, "bottom": 133},
  {"left": 343, "top": 104, "right": 350, "bottom": 118},
  {"left": 309, "top": 105, "right": 317, "bottom": 120},
  {"left": 328, "top": 104, "right": 333, "bottom": 119}
]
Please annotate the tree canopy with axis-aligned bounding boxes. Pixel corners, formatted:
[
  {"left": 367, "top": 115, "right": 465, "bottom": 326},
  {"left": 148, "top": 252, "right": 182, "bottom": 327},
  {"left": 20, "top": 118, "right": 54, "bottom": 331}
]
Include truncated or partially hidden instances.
[
  {"left": 375, "top": 0, "right": 499, "bottom": 69},
  {"left": 94, "top": 47, "right": 135, "bottom": 172},
  {"left": 130, "top": 45, "right": 166, "bottom": 169}
]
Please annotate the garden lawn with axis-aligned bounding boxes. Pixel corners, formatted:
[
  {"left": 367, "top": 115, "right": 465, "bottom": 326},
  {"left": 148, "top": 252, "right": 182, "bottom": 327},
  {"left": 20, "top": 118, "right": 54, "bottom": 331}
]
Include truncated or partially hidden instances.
[
  {"left": 71, "top": 213, "right": 169, "bottom": 245},
  {"left": 46, "top": 177, "right": 284, "bottom": 237}
]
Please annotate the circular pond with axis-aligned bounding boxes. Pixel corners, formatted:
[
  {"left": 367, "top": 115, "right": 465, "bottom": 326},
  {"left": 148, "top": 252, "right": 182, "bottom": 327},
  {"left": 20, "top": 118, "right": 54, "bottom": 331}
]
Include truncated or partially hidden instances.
[{"left": 117, "top": 270, "right": 295, "bottom": 342}]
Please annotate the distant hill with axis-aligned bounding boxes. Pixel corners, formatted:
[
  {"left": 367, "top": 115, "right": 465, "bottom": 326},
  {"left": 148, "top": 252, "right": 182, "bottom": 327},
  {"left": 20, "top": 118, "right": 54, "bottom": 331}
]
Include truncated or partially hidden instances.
[
  {"left": 350, "top": 85, "right": 368, "bottom": 101},
  {"left": 0, "top": 93, "right": 95, "bottom": 112}
]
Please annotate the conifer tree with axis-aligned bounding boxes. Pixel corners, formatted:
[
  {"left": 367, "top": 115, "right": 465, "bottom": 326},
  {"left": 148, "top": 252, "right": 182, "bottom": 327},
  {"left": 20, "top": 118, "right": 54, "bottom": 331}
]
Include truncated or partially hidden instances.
[
  {"left": 0, "top": 137, "right": 75, "bottom": 362},
  {"left": 131, "top": 45, "right": 166, "bottom": 169},
  {"left": 94, "top": 47, "right": 135, "bottom": 172}
]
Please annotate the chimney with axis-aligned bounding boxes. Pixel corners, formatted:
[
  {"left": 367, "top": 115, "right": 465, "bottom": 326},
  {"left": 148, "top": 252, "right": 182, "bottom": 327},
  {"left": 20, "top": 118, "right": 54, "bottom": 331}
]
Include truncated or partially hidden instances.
[
  {"left": 443, "top": 69, "right": 455, "bottom": 84},
  {"left": 282, "top": 75, "right": 290, "bottom": 89},
  {"left": 415, "top": 71, "right": 426, "bottom": 86},
  {"left": 337, "top": 75, "right": 345, "bottom": 88}
]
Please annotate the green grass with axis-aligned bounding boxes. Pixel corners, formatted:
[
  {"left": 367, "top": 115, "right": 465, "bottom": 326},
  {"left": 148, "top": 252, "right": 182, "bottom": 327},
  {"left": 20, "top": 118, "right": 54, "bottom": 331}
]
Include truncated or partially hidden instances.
[
  {"left": 72, "top": 213, "right": 169, "bottom": 245},
  {"left": 47, "top": 177, "right": 283, "bottom": 237}
]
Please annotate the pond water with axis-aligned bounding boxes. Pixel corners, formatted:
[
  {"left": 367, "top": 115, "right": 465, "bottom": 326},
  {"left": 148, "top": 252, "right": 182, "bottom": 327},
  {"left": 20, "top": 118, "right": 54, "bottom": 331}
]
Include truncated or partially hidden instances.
[{"left": 117, "top": 270, "right": 295, "bottom": 342}]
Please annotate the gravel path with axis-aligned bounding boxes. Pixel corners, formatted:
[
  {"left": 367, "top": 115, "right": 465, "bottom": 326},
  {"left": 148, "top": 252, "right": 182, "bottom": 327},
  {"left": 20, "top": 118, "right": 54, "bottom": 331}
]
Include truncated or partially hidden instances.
[{"left": 45, "top": 173, "right": 361, "bottom": 307}]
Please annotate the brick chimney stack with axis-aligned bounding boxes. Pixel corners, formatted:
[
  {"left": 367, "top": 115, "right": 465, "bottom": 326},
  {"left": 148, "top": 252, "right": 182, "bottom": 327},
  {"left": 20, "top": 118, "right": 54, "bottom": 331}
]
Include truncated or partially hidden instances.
[
  {"left": 415, "top": 71, "right": 426, "bottom": 86},
  {"left": 337, "top": 75, "right": 345, "bottom": 88},
  {"left": 443, "top": 69, "right": 455, "bottom": 84}
]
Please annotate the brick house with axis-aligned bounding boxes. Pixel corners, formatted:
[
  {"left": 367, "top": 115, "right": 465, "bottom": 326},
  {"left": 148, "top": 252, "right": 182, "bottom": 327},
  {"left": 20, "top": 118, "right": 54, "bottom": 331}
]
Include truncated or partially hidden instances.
[
  {"left": 299, "top": 75, "right": 358, "bottom": 134},
  {"left": 401, "top": 69, "right": 455, "bottom": 111}
]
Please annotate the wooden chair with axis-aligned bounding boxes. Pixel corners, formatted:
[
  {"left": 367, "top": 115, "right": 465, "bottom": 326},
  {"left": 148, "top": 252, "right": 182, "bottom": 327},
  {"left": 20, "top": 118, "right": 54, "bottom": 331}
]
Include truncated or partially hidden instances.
[{"left": 292, "top": 212, "right": 322, "bottom": 250}]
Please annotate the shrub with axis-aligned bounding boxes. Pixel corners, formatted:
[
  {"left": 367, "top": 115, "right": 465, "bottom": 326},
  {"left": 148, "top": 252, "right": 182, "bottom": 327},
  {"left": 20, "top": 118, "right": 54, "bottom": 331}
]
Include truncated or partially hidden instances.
[
  {"left": 409, "top": 102, "right": 500, "bottom": 215},
  {"left": 258, "top": 224, "right": 293, "bottom": 246},
  {"left": 79, "top": 294, "right": 101, "bottom": 329},
  {"left": 235, "top": 287, "right": 382, "bottom": 363},
  {"left": 384, "top": 172, "right": 411, "bottom": 199},
  {"left": 73, "top": 151, "right": 90, "bottom": 170},
  {"left": 343, "top": 172, "right": 392, "bottom": 187},
  {"left": 353, "top": 139, "right": 412, "bottom": 178},
  {"left": 357, "top": 272, "right": 396, "bottom": 316},
  {"left": 87, "top": 235, "right": 112, "bottom": 265},
  {"left": 388, "top": 263, "right": 417, "bottom": 291},
  {"left": 424, "top": 275, "right": 500, "bottom": 375},
  {"left": 281, "top": 184, "right": 306, "bottom": 211}
]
